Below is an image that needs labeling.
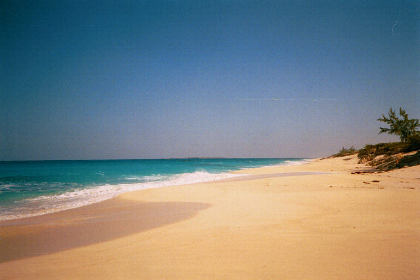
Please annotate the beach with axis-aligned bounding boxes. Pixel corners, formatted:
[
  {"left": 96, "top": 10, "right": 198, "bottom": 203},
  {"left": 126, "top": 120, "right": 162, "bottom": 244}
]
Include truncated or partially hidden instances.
[{"left": 0, "top": 155, "right": 419, "bottom": 279}]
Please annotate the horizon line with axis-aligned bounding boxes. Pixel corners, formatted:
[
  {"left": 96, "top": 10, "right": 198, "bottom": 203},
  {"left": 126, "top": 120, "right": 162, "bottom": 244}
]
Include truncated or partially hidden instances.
[{"left": 0, "top": 156, "right": 312, "bottom": 163}]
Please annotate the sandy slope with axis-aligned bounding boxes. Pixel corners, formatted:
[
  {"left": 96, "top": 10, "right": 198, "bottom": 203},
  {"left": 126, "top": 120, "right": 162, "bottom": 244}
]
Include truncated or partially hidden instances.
[{"left": 0, "top": 155, "right": 419, "bottom": 279}]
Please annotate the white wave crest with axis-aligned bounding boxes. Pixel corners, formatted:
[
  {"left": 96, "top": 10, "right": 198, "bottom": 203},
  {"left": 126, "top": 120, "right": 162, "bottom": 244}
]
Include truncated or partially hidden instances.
[
  {"left": 274, "top": 159, "right": 312, "bottom": 166},
  {"left": 0, "top": 171, "right": 243, "bottom": 221}
]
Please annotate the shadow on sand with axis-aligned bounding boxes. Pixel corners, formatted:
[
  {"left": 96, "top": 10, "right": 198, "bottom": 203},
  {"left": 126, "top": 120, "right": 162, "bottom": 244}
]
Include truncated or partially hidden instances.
[{"left": 0, "top": 199, "right": 210, "bottom": 263}]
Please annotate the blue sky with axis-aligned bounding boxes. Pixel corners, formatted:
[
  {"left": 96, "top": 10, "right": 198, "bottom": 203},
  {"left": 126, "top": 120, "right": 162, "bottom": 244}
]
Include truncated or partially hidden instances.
[{"left": 1, "top": 0, "right": 418, "bottom": 160}]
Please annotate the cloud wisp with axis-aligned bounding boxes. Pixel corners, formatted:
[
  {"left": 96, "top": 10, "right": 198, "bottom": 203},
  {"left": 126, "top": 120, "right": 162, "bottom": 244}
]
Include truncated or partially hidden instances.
[{"left": 238, "top": 97, "right": 337, "bottom": 103}]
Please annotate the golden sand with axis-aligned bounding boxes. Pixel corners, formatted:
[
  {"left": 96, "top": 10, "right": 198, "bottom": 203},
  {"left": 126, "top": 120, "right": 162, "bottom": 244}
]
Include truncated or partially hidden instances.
[{"left": 1, "top": 155, "right": 419, "bottom": 279}]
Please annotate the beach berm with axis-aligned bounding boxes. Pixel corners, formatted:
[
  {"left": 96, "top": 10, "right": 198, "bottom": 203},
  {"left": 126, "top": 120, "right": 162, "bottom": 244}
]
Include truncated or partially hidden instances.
[{"left": 0, "top": 155, "right": 419, "bottom": 279}]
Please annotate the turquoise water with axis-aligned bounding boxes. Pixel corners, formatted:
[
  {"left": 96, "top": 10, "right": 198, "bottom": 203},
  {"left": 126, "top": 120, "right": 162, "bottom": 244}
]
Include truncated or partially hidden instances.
[{"left": 0, "top": 158, "right": 305, "bottom": 220}]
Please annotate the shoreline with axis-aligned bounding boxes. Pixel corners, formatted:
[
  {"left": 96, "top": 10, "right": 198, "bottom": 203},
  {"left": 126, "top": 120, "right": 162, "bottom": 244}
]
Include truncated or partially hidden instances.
[
  {"left": 1, "top": 155, "right": 419, "bottom": 279},
  {"left": 0, "top": 158, "right": 310, "bottom": 222}
]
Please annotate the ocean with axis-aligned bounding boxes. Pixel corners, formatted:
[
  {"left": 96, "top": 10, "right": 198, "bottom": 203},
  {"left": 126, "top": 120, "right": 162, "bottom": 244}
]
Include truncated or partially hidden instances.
[{"left": 0, "top": 158, "right": 306, "bottom": 221}]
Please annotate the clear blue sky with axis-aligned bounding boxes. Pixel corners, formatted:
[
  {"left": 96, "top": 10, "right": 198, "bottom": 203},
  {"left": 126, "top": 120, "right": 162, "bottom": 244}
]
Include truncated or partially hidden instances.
[{"left": 1, "top": 0, "right": 418, "bottom": 160}]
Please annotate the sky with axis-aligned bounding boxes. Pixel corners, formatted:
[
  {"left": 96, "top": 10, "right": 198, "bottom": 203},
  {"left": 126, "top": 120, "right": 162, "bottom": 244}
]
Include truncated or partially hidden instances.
[{"left": 0, "top": 0, "right": 418, "bottom": 160}]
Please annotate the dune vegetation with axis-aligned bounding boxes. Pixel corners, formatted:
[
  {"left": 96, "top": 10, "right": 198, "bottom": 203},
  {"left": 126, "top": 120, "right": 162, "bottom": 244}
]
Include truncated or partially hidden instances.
[{"left": 333, "top": 107, "right": 419, "bottom": 170}]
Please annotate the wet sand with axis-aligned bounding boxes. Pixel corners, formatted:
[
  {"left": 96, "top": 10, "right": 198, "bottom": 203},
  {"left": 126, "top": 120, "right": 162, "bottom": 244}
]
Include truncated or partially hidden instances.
[{"left": 1, "top": 155, "right": 419, "bottom": 279}]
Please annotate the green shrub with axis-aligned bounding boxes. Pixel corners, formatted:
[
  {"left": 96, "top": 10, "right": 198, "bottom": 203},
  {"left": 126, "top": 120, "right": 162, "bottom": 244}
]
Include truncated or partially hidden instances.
[
  {"left": 357, "top": 142, "right": 409, "bottom": 162},
  {"left": 396, "top": 151, "right": 420, "bottom": 168},
  {"left": 378, "top": 107, "right": 419, "bottom": 142},
  {"left": 357, "top": 145, "right": 377, "bottom": 162},
  {"left": 406, "top": 134, "right": 420, "bottom": 151},
  {"left": 332, "top": 146, "right": 357, "bottom": 157}
]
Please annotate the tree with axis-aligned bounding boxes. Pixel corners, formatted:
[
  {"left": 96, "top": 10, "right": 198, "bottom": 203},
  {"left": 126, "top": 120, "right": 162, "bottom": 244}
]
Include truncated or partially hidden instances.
[{"left": 378, "top": 107, "right": 419, "bottom": 142}]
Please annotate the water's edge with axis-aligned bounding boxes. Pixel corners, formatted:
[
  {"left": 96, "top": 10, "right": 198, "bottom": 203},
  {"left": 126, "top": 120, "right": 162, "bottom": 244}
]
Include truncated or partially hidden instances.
[{"left": 0, "top": 159, "right": 311, "bottom": 221}]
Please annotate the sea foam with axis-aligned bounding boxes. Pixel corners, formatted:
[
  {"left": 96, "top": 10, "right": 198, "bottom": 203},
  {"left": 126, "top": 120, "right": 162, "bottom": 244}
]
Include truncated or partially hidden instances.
[
  {"left": 0, "top": 158, "right": 309, "bottom": 221},
  {"left": 0, "top": 171, "right": 243, "bottom": 221}
]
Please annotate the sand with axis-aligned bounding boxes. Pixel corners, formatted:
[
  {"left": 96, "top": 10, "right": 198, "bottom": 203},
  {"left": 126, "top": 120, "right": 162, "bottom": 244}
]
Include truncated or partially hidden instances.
[{"left": 0, "top": 155, "right": 419, "bottom": 279}]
